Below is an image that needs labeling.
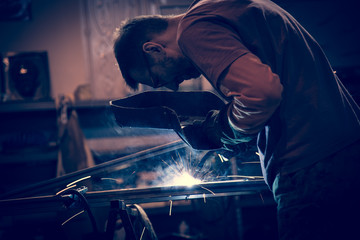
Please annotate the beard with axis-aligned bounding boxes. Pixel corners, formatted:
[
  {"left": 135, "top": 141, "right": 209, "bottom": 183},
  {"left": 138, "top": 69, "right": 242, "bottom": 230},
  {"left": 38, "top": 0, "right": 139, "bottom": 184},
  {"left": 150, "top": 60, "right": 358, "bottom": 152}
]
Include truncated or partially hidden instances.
[{"left": 164, "top": 55, "right": 201, "bottom": 83}]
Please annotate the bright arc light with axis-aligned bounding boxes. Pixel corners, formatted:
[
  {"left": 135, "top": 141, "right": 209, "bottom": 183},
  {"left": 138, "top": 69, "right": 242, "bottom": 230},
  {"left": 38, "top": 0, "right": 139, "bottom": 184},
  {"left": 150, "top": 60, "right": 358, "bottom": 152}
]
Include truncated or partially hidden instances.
[{"left": 171, "top": 172, "right": 202, "bottom": 187}]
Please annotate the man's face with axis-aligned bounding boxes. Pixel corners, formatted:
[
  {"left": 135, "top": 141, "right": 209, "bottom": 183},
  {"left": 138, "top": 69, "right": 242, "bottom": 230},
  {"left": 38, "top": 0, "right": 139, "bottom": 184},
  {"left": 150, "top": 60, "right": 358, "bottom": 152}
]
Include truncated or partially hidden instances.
[{"left": 131, "top": 54, "right": 200, "bottom": 91}]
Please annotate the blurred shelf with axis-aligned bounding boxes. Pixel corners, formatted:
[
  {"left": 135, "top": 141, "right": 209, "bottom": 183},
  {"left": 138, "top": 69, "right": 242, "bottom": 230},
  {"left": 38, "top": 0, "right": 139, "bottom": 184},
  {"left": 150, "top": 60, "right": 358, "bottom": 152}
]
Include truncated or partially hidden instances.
[
  {"left": 0, "top": 99, "right": 111, "bottom": 113},
  {"left": 0, "top": 145, "right": 58, "bottom": 164},
  {"left": 0, "top": 100, "right": 56, "bottom": 113}
]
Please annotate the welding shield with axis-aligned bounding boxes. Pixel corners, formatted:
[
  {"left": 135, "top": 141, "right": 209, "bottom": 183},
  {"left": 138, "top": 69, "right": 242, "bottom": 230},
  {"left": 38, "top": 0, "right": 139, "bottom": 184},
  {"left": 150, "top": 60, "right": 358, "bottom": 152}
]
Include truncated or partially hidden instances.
[{"left": 110, "top": 91, "right": 226, "bottom": 150}]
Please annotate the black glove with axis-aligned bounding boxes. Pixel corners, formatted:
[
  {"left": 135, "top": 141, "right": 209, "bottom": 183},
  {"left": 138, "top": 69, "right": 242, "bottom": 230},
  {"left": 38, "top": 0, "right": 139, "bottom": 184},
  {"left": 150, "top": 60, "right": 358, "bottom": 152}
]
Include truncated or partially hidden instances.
[
  {"left": 182, "top": 117, "right": 222, "bottom": 150},
  {"left": 182, "top": 104, "right": 257, "bottom": 152},
  {"left": 181, "top": 108, "right": 231, "bottom": 150}
]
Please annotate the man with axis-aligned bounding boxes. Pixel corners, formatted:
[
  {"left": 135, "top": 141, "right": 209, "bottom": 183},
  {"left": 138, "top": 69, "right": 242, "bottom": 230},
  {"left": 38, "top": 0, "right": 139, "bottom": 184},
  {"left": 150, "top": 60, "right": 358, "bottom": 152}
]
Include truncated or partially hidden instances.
[{"left": 113, "top": 0, "right": 360, "bottom": 239}]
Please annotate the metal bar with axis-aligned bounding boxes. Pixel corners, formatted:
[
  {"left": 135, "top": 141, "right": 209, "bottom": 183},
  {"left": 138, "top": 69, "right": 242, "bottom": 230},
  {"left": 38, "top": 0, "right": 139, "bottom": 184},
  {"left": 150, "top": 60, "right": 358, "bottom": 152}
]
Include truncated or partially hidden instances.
[
  {"left": 0, "top": 180, "right": 270, "bottom": 216},
  {"left": 118, "top": 201, "right": 137, "bottom": 240}
]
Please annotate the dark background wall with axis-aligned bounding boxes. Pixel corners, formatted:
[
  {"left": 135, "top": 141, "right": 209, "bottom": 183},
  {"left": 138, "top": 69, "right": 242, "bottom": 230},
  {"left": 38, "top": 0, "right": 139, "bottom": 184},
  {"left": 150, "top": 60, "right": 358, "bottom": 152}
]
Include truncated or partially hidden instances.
[{"left": 0, "top": 0, "right": 359, "bottom": 100}]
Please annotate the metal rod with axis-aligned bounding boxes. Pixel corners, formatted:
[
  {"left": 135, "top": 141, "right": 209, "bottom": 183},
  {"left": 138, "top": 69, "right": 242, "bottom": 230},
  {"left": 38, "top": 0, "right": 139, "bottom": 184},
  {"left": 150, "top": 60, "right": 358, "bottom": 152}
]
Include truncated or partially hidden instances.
[{"left": 0, "top": 180, "right": 269, "bottom": 216}]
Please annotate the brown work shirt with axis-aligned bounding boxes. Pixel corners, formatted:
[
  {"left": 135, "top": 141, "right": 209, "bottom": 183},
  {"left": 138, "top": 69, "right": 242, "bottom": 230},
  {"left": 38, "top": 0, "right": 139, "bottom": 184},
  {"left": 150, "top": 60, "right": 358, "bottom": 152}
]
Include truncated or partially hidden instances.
[{"left": 177, "top": 0, "right": 360, "bottom": 186}]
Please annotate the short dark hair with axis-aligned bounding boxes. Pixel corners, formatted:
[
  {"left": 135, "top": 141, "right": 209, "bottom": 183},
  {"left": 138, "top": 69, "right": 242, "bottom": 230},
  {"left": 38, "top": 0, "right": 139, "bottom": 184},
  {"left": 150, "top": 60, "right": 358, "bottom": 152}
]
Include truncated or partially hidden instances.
[{"left": 113, "top": 15, "right": 168, "bottom": 90}]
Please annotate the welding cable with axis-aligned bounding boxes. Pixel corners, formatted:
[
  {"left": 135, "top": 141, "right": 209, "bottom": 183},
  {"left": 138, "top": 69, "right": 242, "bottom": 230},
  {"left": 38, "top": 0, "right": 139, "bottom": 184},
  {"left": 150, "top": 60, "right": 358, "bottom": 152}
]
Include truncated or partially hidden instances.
[
  {"left": 198, "top": 151, "right": 214, "bottom": 169},
  {"left": 193, "top": 151, "right": 216, "bottom": 179},
  {"left": 60, "top": 189, "right": 98, "bottom": 233},
  {"left": 132, "top": 204, "right": 158, "bottom": 240}
]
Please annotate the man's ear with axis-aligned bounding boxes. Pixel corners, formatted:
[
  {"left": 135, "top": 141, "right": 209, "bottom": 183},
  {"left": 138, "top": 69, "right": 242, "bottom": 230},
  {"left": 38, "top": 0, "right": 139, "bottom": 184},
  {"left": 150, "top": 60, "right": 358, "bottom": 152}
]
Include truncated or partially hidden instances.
[{"left": 143, "top": 42, "right": 165, "bottom": 60}]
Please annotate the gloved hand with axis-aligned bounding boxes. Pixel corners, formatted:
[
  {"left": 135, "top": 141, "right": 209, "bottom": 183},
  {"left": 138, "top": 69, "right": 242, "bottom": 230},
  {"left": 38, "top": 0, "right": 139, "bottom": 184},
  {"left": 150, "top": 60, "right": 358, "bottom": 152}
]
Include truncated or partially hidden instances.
[
  {"left": 182, "top": 105, "right": 257, "bottom": 152},
  {"left": 182, "top": 117, "right": 222, "bottom": 150}
]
